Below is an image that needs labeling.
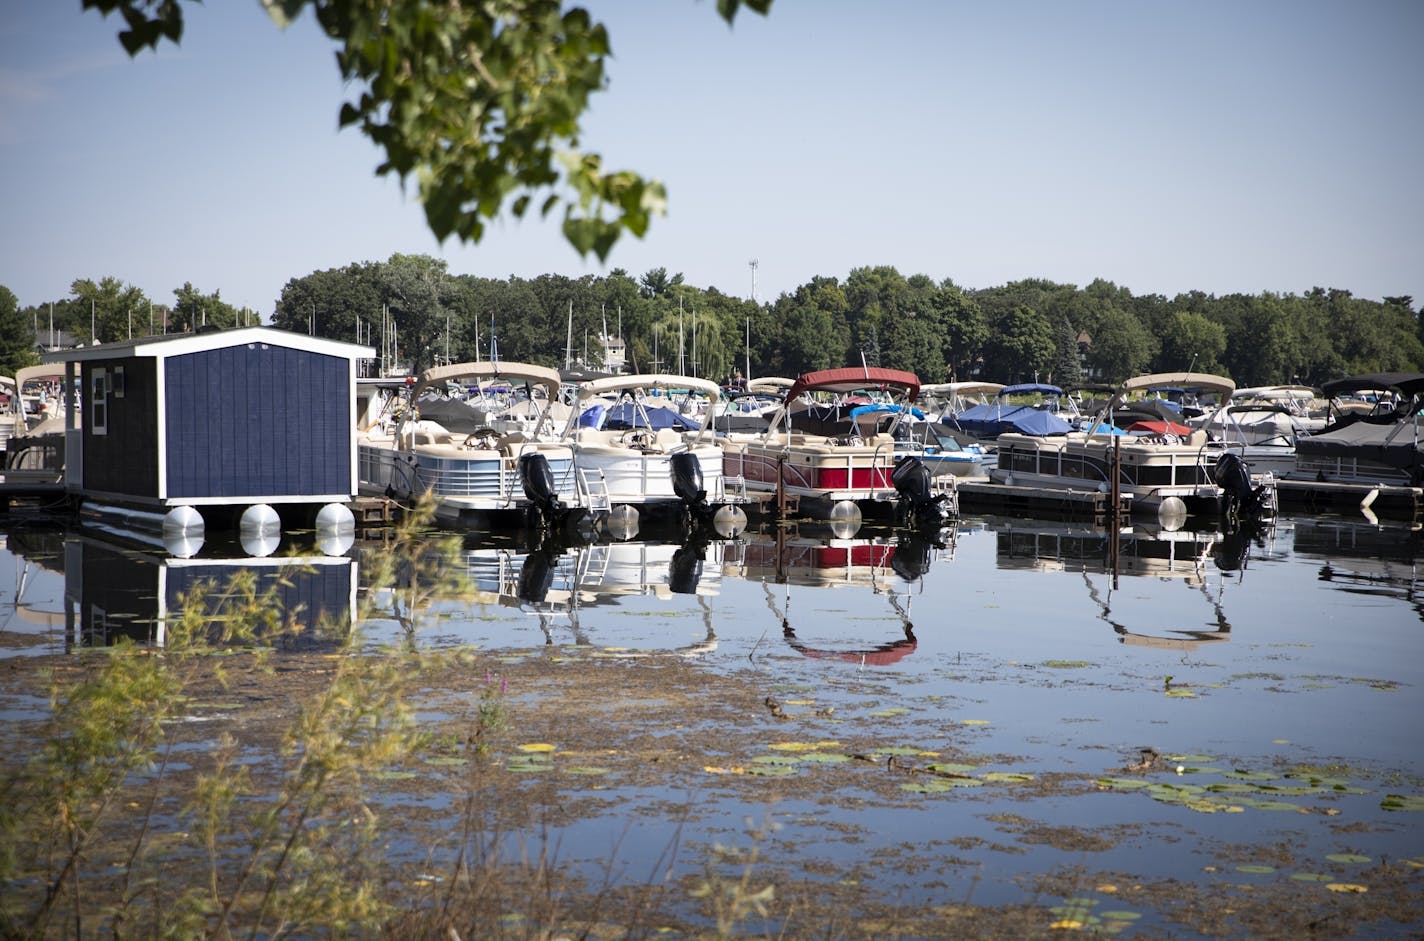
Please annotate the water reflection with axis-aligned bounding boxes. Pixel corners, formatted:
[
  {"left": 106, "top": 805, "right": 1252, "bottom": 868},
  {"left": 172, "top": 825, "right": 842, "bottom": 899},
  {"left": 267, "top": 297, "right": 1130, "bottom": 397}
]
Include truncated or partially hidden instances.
[
  {"left": 4, "top": 525, "right": 357, "bottom": 652},
  {"left": 992, "top": 518, "right": 1242, "bottom": 649},
  {"left": 731, "top": 523, "right": 954, "bottom": 666},
  {"left": 1292, "top": 515, "right": 1422, "bottom": 617}
]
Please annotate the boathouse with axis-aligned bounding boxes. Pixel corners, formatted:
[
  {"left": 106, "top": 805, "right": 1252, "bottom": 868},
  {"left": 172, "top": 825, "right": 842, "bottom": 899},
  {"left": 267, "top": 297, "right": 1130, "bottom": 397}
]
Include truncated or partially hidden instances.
[{"left": 42, "top": 326, "right": 374, "bottom": 535}]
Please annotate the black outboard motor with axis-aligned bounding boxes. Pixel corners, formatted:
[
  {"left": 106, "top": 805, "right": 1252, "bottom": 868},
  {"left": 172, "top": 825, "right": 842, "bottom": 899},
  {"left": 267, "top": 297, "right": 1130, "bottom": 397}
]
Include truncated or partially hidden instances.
[
  {"left": 670, "top": 451, "right": 710, "bottom": 518},
  {"left": 890, "top": 456, "right": 950, "bottom": 529},
  {"left": 669, "top": 538, "right": 706, "bottom": 594},
  {"left": 1211, "top": 451, "right": 1269, "bottom": 523},
  {"left": 891, "top": 533, "right": 934, "bottom": 582},
  {"left": 517, "top": 548, "right": 557, "bottom": 604},
  {"left": 519, "top": 452, "right": 565, "bottom": 525}
]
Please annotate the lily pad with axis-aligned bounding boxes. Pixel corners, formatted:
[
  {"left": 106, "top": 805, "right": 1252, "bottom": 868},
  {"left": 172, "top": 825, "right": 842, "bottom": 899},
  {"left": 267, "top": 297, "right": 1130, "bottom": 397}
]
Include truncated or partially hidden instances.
[
  {"left": 981, "top": 771, "right": 1036, "bottom": 783},
  {"left": 1381, "top": 794, "right": 1424, "bottom": 811},
  {"left": 752, "top": 754, "right": 803, "bottom": 766},
  {"left": 745, "top": 763, "right": 799, "bottom": 777},
  {"left": 1290, "top": 872, "right": 1332, "bottom": 883},
  {"left": 1097, "top": 777, "right": 1151, "bottom": 789},
  {"left": 1325, "top": 853, "right": 1371, "bottom": 864},
  {"left": 1236, "top": 864, "right": 1275, "bottom": 874},
  {"left": 768, "top": 740, "right": 841, "bottom": 752},
  {"left": 517, "top": 743, "right": 557, "bottom": 753},
  {"left": 1167, "top": 754, "right": 1217, "bottom": 763},
  {"left": 1326, "top": 883, "right": 1368, "bottom": 893},
  {"left": 798, "top": 752, "right": 853, "bottom": 764},
  {"left": 927, "top": 762, "right": 980, "bottom": 774},
  {"left": 1042, "top": 659, "right": 1093, "bottom": 669}
]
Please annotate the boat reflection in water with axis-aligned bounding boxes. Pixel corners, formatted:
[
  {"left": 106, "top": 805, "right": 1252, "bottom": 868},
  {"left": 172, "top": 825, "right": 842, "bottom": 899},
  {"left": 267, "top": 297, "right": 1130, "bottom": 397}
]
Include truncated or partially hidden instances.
[
  {"left": 991, "top": 517, "right": 1247, "bottom": 650},
  {"left": 723, "top": 521, "right": 958, "bottom": 666},
  {"left": 457, "top": 531, "right": 724, "bottom": 656},
  {"left": 1291, "top": 515, "right": 1422, "bottom": 615},
  {"left": 7, "top": 526, "right": 357, "bottom": 652}
]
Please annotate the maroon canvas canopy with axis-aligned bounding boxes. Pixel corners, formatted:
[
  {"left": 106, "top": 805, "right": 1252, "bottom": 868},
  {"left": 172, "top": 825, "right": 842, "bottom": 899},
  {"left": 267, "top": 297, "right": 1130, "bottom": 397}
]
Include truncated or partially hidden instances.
[{"left": 785, "top": 366, "right": 921, "bottom": 403}]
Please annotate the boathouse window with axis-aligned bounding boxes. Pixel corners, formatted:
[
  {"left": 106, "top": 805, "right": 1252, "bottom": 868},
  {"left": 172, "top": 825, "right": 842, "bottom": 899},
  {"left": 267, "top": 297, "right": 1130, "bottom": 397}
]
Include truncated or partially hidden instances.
[
  {"left": 91, "top": 368, "right": 108, "bottom": 436},
  {"left": 112, "top": 366, "right": 125, "bottom": 399}
]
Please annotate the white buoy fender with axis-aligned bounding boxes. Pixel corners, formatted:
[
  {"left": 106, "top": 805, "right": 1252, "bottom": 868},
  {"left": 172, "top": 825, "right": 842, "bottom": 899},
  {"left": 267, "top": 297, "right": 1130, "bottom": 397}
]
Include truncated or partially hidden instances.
[
  {"left": 239, "top": 504, "right": 282, "bottom": 557},
  {"left": 828, "top": 500, "right": 863, "bottom": 539},
  {"left": 604, "top": 504, "right": 640, "bottom": 542},
  {"left": 315, "top": 503, "right": 356, "bottom": 556},
  {"left": 162, "top": 505, "right": 205, "bottom": 558},
  {"left": 1157, "top": 496, "right": 1188, "bottom": 532},
  {"left": 712, "top": 504, "right": 748, "bottom": 539}
]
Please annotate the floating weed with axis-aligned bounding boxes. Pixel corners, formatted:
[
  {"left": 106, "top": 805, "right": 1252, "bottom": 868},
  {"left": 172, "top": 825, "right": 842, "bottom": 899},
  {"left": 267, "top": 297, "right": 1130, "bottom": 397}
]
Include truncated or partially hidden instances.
[
  {"left": 1096, "top": 777, "right": 1151, "bottom": 789},
  {"left": 371, "top": 770, "right": 419, "bottom": 781},
  {"left": 422, "top": 756, "right": 469, "bottom": 767},
  {"left": 1402, "top": 857, "right": 1424, "bottom": 869},
  {"left": 1042, "top": 660, "right": 1093, "bottom": 669},
  {"left": 1381, "top": 794, "right": 1424, "bottom": 811},
  {"left": 565, "top": 765, "right": 610, "bottom": 776},
  {"left": 797, "top": 752, "right": 852, "bottom": 764},
  {"left": 767, "top": 740, "right": 840, "bottom": 752},
  {"left": 928, "top": 762, "right": 981, "bottom": 775},
  {"left": 745, "top": 763, "right": 798, "bottom": 777},
  {"left": 1164, "top": 689, "right": 1196, "bottom": 698},
  {"left": 752, "top": 754, "right": 803, "bottom": 767},
  {"left": 904, "top": 776, "right": 983, "bottom": 793}
]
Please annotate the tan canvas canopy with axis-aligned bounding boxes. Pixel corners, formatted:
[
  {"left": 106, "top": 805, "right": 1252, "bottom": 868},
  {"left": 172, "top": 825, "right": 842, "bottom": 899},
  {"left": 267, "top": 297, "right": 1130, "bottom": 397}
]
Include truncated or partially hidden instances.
[{"left": 411, "top": 361, "right": 562, "bottom": 399}]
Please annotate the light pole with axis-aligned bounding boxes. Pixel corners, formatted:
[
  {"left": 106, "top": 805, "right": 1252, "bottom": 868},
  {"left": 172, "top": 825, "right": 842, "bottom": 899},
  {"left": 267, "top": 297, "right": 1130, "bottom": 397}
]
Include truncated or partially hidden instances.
[{"left": 748, "top": 258, "right": 758, "bottom": 302}]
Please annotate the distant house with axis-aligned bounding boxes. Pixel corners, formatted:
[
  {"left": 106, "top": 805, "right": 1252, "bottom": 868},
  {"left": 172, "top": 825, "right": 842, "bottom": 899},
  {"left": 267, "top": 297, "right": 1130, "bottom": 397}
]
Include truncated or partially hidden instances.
[{"left": 41, "top": 326, "right": 375, "bottom": 532}]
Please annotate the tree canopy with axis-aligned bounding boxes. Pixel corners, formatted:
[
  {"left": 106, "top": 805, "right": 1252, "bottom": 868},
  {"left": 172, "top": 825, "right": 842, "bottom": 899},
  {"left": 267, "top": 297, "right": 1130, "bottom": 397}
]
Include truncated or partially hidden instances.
[
  {"left": 9, "top": 265, "right": 1423, "bottom": 388},
  {"left": 82, "top": 0, "right": 771, "bottom": 260}
]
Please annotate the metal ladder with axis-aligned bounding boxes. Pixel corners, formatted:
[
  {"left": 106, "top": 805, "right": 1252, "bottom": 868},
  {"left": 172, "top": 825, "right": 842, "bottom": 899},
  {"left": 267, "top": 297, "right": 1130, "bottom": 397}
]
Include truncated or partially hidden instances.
[{"left": 578, "top": 468, "right": 612, "bottom": 513}]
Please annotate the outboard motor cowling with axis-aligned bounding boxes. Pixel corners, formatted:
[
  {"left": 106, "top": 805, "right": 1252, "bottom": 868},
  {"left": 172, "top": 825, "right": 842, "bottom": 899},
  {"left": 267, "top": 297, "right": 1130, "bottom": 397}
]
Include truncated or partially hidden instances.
[
  {"left": 890, "top": 455, "right": 934, "bottom": 504},
  {"left": 891, "top": 456, "right": 951, "bottom": 528},
  {"left": 1212, "top": 451, "right": 1270, "bottom": 522},
  {"left": 670, "top": 451, "right": 709, "bottom": 514},
  {"left": 519, "top": 452, "right": 564, "bottom": 517}
]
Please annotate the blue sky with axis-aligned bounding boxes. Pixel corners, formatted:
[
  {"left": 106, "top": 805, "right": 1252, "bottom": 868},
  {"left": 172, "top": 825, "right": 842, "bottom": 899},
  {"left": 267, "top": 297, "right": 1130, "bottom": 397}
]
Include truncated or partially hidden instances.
[{"left": 2, "top": 1, "right": 1421, "bottom": 316}]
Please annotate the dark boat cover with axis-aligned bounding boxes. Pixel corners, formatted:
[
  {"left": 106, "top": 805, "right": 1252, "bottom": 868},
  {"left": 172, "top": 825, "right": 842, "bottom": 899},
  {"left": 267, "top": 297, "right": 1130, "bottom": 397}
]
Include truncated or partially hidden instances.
[{"left": 1295, "top": 418, "right": 1424, "bottom": 479}]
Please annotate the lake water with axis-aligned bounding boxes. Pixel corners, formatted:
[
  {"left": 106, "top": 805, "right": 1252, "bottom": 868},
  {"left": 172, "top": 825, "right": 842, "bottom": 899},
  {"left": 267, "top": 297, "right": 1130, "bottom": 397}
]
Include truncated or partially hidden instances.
[{"left": 2, "top": 510, "right": 1420, "bottom": 937}]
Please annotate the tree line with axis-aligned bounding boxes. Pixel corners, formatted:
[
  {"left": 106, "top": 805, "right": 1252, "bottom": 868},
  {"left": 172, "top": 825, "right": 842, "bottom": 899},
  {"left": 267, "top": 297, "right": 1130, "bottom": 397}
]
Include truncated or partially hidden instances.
[{"left": 3, "top": 260, "right": 1420, "bottom": 388}]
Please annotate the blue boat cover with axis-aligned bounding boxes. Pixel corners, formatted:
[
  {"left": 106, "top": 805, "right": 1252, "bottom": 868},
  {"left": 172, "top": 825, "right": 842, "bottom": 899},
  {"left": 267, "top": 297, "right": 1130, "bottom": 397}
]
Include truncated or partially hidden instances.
[
  {"left": 949, "top": 404, "right": 1071, "bottom": 437},
  {"left": 599, "top": 402, "right": 698, "bottom": 431}
]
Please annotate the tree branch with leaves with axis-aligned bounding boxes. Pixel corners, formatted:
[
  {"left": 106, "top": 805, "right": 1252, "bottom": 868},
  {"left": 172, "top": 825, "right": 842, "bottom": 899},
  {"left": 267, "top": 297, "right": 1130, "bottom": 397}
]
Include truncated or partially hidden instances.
[{"left": 81, "top": 0, "right": 771, "bottom": 260}]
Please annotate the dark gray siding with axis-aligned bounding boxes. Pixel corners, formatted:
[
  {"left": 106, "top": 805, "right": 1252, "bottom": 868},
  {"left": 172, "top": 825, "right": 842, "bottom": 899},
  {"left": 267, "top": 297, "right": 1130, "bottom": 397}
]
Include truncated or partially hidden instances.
[
  {"left": 164, "top": 344, "right": 352, "bottom": 498},
  {"left": 83, "top": 358, "right": 160, "bottom": 499}
]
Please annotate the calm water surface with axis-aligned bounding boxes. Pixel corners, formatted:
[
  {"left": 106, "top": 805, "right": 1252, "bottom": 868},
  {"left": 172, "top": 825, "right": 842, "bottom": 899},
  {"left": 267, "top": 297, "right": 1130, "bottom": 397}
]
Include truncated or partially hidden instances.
[{"left": 2, "top": 512, "right": 1420, "bottom": 936}]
